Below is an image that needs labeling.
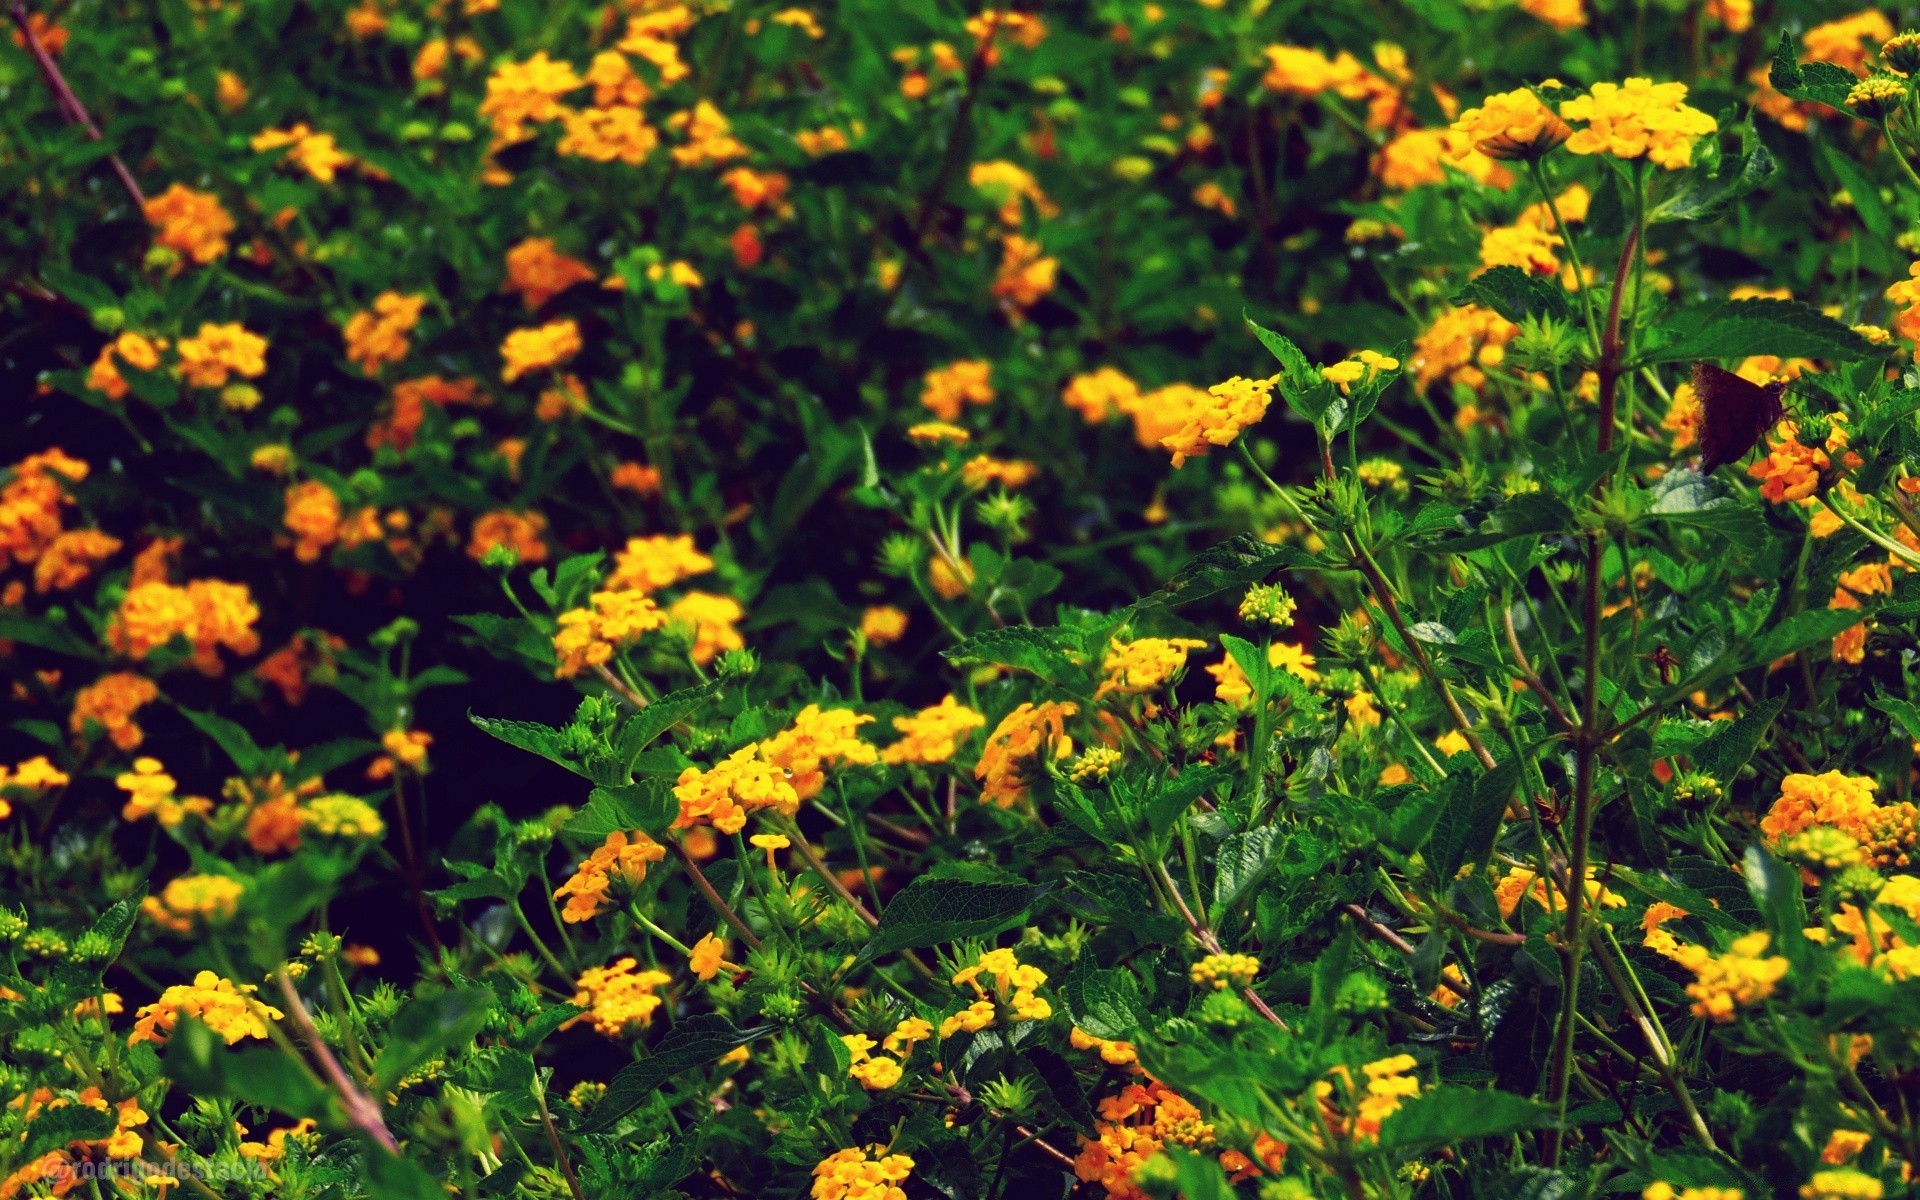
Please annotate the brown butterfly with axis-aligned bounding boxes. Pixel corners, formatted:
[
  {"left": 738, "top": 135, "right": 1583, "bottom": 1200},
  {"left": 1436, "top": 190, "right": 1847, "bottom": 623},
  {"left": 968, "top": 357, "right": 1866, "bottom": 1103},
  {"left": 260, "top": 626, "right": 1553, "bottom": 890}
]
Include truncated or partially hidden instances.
[{"left": 1692, "top": 362, "right": 1786, "bottom": 476}]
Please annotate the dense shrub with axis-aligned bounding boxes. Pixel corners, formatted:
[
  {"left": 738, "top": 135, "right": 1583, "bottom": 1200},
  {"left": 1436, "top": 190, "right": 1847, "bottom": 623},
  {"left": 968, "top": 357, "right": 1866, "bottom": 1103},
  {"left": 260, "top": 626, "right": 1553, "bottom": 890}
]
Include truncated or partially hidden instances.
[{"left": 10, "top": 0, "right": 1920, "bottom": 1197}]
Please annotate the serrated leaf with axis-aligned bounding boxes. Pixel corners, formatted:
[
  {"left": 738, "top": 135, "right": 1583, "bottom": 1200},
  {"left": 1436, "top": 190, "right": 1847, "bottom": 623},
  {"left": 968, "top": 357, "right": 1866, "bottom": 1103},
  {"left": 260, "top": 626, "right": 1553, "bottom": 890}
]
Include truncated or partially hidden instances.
[
  {"left": 176, "top": 707, "right": 269, "bottom": 774},
  {"left": 373, "top": 990, "right": 496, "bottom": 1093},
  {"left": 859, "top": 877, "right": 1048, "bottom": 963},
  {"left": 1375, "top": 1086, "right": 1554, "bottom": 1153},
  {"left": 1424, "top": 494, "right": 1572, "bottom": 551},
  {"left": 1145, "top": 764, "right": 1232, "bottom": 838},
  {"left": 1210, "top": 826, "right": 1282, "bottom": 914},
  {"left": 615, "top": 680, "right": 722, "bottom": 764},
  {"left": 1059, "top": 960, "right": 1149, "bottom": 1040},
  {"left": 1141, "top": 534, "right": 1315, "bottom": 609},
  {"left": 1451, "top": 266, "right": 1571, "bottom": 325},
  {"left": 564, "top": 779, "right": 679, "bottom": 839},
  {"left": 1642, "top": 470, "right": 1766, "bottom": 552},
  {"left": 1693, "top": 694, "right": 1787, "bottom": 782},
  {"left": 1769, "top": 32, "right": 1858, "bottom": 112},
  {"left": 942, "top": 627, "right": 1084, "bottom": 688},
  {"left": 1644, "top": 299, "right": 1878, "bottom": 366},
  {"left": 469, "top": 712, "right": 584, "bottom": 777},
  {"left": 1425, "top": 759, "right": 1518, "bottom": 881}
]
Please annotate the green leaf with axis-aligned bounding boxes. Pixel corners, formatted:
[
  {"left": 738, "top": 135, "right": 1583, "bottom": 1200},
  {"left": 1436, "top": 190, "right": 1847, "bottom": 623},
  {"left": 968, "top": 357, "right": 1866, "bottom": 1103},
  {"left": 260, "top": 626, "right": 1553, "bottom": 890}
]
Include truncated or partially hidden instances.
[
  {"left": 468, "top": 712, "right": 585, "bottom": 777},
  {"left": 615, "top": 680, "right": 722, "bottom": 764},
  {"left": 1306, "top": 930, "right": 1354, "bottom": 1042},
  {"left": 1244, "top": 313, "right": 1311, "bottom": 379},
  {"left": 163, "top": 1018, "right": 333, "bottom": 1120},
  {"left": 1451, "top": 267, "right": 1571, "bottom": 326},
  {"left": 941, "top": 627, "right": 1084, "bottom": 689},
  {"left": 578, "top": 1016, "right": 774, "bottom": 1133},
  {"left": 563, "top": 779, "right": 679, "bottom": 839},
  {"left": 1144, "top": 764, "right": 1232, "bottom": 838},
  {"left": 1742, "top": 844, "right": 1807, "bottom": 947},
  {"left": 1769, "top": 32, "right": 1858, "bottom": 112},
  {"left": 1211, "top": 827, "right": 1282, "bottom": 915},
  {"left": 1059, "top": 960, "right": 1149, "bottom": 1040},
  {"left": 1376, "top": 1086, "right": 1555, "bottom": 1153},
  {"left": 516, "top": 1004, "right": 587, "bottom": 1050},
  {"left": 1740, "top": 608, "right": 1866, "bottom": 670},
  {"left": 21, "top": 1102, "right": 116, "bottom": 1160},
  {"left": 1642, "top": 471, "right": 1767, "bottom": 553},
  {"left": 373, "top": 989, "right": 496, "bottom": 1093},
  {"left": 1643, "top": 298, "right": 1878, "bottom": 366},
  {"left": 859, "top": 877, "right": 1049, "bottom": 963},
  {"left": 1141, "top": 534, "right": 1315, "bottom": 609},
  {"left": 1425, "top": 494, "right": 1572, "bottom": 552},
  {"left": 1425, "top": 759, "right": 1518, "bottom": 882},
  {"left": 1821, "top": 140, "right": 1891, "bottom": 238},
  {"left": 1648, "top": 126, "right": 1775, "bottom": 225},
  {"left": 1692, "top": 694, "right": 1787, "bottom": 782},
  {"left": 47, "top": 894, "right": 143, "bottom": 1002},
  {"left": 176, "top": 707, "right": 269, "bottom": 774},
  {"left": 1872, "top": 692, "right": 1920, "bottom": 743}
]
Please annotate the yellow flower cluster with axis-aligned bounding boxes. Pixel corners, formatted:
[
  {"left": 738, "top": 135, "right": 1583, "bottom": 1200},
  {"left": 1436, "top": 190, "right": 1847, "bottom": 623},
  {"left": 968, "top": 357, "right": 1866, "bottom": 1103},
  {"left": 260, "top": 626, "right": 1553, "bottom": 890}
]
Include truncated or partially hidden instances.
[
  {"left": 1069, "top": 1026, "right": 1138, "bottom": 1065},
  {"left": 666, "top": 591, "right": 746, "bottom": 665},
  {"left": 1320, "top": 349, "right": 1399, "bottom": 391},
  {"left": 1160, "top": 375, "right": 1276, "bottom": 467},
  {"left": 176, "top": 321, "right": 268, "bottom": 389},
  {"left": 1672, "top": 931, "right": 1788, "bottom": 1022},
  {"left": 1410, "top": 304, "right": 1519, "bottom": 391},
  {"left": 144, "top": 183, "right": 235, "bottom": 266},
  {"left": 1190, "top": 952, "right": 1260, "bottom": 991},
  {"left": 1493, "top": 865, "right": 1626, "bottom": 919},
  {"left": 70, "top": 672, "right": 160, "bottom": 750},
  {"left": 1451, "top": 87, "right": 1571, "bottom": 160},
  {"left": 975, "top": 701, "right": 1077, "bottom": 807},
  {"left": 301, "top": 794, "right": 385, "bottom": 838},
  {"left": 970, "top": 160, "right": 1056, "bottom": 225},
  {"left": 810, "top": 1146, "right": 915, "bottom": 1200},
  {"left": 0, "top": 756, "right": 68, "bottom": 820},
  {"left": 1206, "top": 642, "right": 1319, "bottom": 707},
  {"left": 1644, "top": 1184, "right": 1744, "bottom": 1200},
  {"left": 1747, "top": 416, "right": 1852, "bottom": 503},
  {"left": 609, "top": 533, "right": 715, "bottom": 593},
  {"left": 1260, "top": 44, "right": 1399, "bottom": 129},
  {"left": 500, "top": 318, "right": 583, "bottom": 383},
  {"left": 141, "top": 874, "right": 244, "bottom": 933},
  {"left": 32, "top": 528, "right": 120, "bottom": 593},
  {"left": 1062, "top": 366, "right": 1141, "bottom": 424},
  {"left": 251, "top": 123, "right": 353, "bottom": 182},
  {"left": 842, "top": 1016, "right": 931, "bottom": 1091},
  {"left": 552, "top": 589, "right": 668, "bottom": 678},
  {"left": 129, "top": 971, "right": 282, "bottom": 1046},
  {"left": 879, "top": 695, "right": 986, "bottom": 765},
  {"left": 478, "top": 51, "right": 585, "bottom": 147},
  {"left": 504, "top": 237, "right": 597, "bottom": 310},
  {"left": 553, "top": 830, "right": 667, "bottom": 923},
  {"left": 921, "top": 360, "right": 995, "bottom": 421},
  {"left": 1560, "top": 78, "right": 1718, "bottom": 170},
  {"left": 1074, "top": 1080, "right": 1215, "bottom": 1197},
  {"left": 1800, "top": 1170, "right": 1884, "bottom": 1200},
  {"left": 342, "top": 292, "right": 426, "bottom": 377},
  {"left": 1760, "top": 772, "right": 1881, "bottom": 848},
  {"left": 860, "top": 605, "right": 908, "bottom": 645},
  {"left": 675, "top": 704, "right": 873, "bottom": 831},
  {"left": 1096, "top": 636, "right": 1207, "bottom": 699},
  {"left": 942, "top": 947, "right": 1050, "bottom": 1035},
  {"left": 109, "top": 578, "right": 261, "bottom": 672},
  {"left": 569, "top": 958, "right": 673, "bottom": 1036},
  {"left": 86, "top": 332, "right": 162, "bottom": 400},
  {"left": 1375, "top": 127, "right": 1509, "bottom": 191}
]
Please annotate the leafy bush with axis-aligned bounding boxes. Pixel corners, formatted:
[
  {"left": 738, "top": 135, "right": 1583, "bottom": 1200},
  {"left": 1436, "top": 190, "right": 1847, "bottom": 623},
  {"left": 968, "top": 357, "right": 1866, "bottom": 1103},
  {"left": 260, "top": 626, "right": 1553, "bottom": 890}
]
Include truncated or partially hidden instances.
[{"left": 11, "top": 0, "right": 1920, "bottom": 1197}]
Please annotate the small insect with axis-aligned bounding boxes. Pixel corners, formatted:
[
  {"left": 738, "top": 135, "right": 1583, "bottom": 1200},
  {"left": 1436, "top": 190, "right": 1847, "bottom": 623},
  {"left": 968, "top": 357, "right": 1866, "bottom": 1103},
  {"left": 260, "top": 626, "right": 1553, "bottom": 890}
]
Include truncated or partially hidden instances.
[
  {"left": 1648, "top": 644, "right": 1678, "bottom": 686},
  {"left": 1691, "top": 362, "right": 1787, "bottom": 477}
]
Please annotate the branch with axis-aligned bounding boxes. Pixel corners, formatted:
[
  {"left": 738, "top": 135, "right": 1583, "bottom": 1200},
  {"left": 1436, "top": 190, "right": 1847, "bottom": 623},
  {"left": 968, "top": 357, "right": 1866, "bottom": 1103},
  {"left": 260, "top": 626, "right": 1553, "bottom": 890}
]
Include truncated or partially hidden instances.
[{"left": 9, "top": 1, "right": 145, "bottom": 208}]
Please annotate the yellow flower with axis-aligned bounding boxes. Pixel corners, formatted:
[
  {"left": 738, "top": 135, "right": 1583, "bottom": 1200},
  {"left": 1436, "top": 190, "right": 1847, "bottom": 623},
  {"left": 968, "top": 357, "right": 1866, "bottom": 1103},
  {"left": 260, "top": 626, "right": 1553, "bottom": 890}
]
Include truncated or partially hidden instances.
[
  {"left": 553, "top": 830, "right": 667, "bottom": 923},
  {"left": 500, "top": 318, "right": 583, "bottom": 383},
  {"left": 503, "top": 239, "right": 597, "bottom": 311},
  {"left": 1062, "top": 367, "right": 1141, "bottom": 423},
  {"left": 558, "top": 105, "right": 660, "bottom": 164},
  {"left": 881, "top": 696, "right": 987, "bottom": 765},
  {"left": 609, "top": 533, "right": 714, "bottom": 593},
  {"left": 811, "top": 1147, "right": 915, "bottom": 1200},
  {"left": 141, "top": 874, "right": 244, "bottom": 934},
  {"left": 342, "top": 292, "right": 425, "bottom": 377},
  {"left": 959, "top": 455, "right": 1039, "bottom": 490},
  {"left": 1160, "top": 375, "right": 1277, "bottom": 467},
  {"left": 849, "top": 1055, "right": 904, "bottom": 1090},
  {"left": 108, "top": 578, "right": 261, "bottom": 671},
  {"left": 689, "top": 933, "right": 729, "bottom": 980},
  {"left": 859, "top": 605, "right": 909, "bottom": 646},
  {"left": 1190, "top": 952, "right": 1259, "bottom": 991},
  {"left": 71, "top": 672, "right": 160, "bottom": 751},
  {"left": 1411, "top": 304, "right": 1519, "bottom": 391},
  {"left": 1761, "top": 771, "right": 1880, "bottom": 847},
  {"left": 1671, "top": 931, "right": 1789, "bottom": 1022},
  {"left": 675, "top": 746, "right": 799, "bottom": 833},
  {"left": 759, "top": 705, "right": 877, "bottom": 800},
  {"left": 144, "top": 184, "right": 235, "bottom": 266},
  {"left": 1478, "top": 223, "right": 1562, "bottom": 276},
  {"left": 468, "top": 510, "right": 550, "bottom": 565},
  {"left": 250, "top": 124, "right": 354, "bottom": 182},
  {"left": 970, "top": 160, "right": 1057, "bottom": 225},
  {"left": 570, "top": 958, "right": 673, "bottom": 1036},
  {"left": 1800, "top": 1169, "right": 1883, "bottom": 1200},
  {"left": 1375, "top": 127, "right": 1510, "bottom": 190},
  {"left": 663, "top": 591, "right": 745, "bottom": 665},
  {"left": 1451, "top": 87, "right": 1572, "bottom": 160},
  {"left": 975, "top": 702, "right": 1076, "bottom": 807},
  {"left": 1096, "top": 636, "right": 1207, "bottom": 698},
  {"left": 1559, "top": 78, "right": 1718, "bottom": 170},
  {"left": 1517, "top": 0, "right": 1585, "bottom": 31},
  {"left": 175, "top": 322, "right": 268, "bottom": 389},
  {"left": 301, "top": 794, "right": 385, "bottom": 838},
  {"left": 129, "top": 971, "right": 283, "bottom": 1046},
  {"left": 991, "top": 234, "right": 1057, "bottom": 316},
  {"left": 477, "top": 52, "right": 584, "bottom": 147}
]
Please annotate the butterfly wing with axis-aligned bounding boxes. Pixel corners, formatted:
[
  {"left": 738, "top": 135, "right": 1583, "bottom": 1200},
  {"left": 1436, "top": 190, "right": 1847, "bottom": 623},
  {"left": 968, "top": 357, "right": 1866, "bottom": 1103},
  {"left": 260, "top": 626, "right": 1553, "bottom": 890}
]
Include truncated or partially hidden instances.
[{"left": 1693, "top": 362, "right": 1785, "bottom": 476}]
